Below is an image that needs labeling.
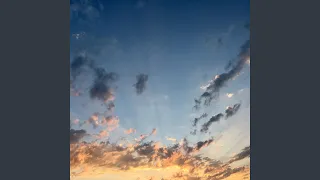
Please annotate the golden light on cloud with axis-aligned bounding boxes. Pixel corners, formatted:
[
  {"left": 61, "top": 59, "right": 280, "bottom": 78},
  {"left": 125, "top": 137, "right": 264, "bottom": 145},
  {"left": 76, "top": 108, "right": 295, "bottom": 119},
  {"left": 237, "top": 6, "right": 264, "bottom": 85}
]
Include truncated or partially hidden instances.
[
  {"left": 73, "top": 119, "right": 80, "bottom": 124},
  {"left": 125, "top": 128, "right": 137, "bottom": 134},
  {"left": 246, "top": 57, "right": 250, "bottom": 65},
  {"left": 70, "top": 135, "right": 250, "bottom": 180},
  {"left": 226, "top": 93, "right": 234, "bottom": 98},
  {"left": 165, "top": 136, "right": 177, "bottom": 143}
]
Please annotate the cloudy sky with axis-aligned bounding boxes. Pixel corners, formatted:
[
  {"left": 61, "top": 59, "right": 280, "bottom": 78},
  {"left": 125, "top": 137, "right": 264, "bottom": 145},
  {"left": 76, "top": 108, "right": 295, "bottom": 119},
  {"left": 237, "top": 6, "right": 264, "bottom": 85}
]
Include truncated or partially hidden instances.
[{"left": 70, "top": 0, "right": 250, "bottom": 179}]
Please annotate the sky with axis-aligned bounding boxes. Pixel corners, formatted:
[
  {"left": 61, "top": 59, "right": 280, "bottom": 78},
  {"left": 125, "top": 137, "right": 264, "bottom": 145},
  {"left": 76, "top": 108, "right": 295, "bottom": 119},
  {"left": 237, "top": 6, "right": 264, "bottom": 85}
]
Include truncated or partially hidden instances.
[{"left": 70, "top": 0, "right": 250, "bottom": 179}]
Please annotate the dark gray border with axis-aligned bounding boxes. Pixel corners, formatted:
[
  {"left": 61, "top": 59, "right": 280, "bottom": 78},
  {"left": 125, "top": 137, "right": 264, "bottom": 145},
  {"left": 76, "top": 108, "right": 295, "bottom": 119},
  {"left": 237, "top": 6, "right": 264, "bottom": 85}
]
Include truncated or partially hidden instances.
[
  {"left": 251, "top": 0, "right": 320, "bottom": 179},
  {"left": 0, "top": 0, "right": 69, "bottom": 179}
]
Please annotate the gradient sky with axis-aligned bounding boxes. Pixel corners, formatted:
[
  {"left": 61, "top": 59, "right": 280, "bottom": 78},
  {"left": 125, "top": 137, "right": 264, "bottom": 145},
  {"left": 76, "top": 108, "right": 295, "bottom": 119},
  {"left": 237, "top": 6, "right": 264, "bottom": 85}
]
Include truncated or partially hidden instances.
[{"left": 70, "top": 0, "right": 250, "bottom": 179}]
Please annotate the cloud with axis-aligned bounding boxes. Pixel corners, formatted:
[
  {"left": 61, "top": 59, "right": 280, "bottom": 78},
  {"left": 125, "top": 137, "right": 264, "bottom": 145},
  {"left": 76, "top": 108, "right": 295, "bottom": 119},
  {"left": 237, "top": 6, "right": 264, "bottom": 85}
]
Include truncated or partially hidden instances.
[
  {"left": 226, "top": 93, "right": 234, "bottom": 98},
  {"left": 197, "top": 38, "right": 250, "bottom": 106},
  {"left": 90, "top": 67, "right": 119, "bottom": 102},
  {"left": 192, "top": 113, "right": 208, "bottom": 127},
  {"left": 94, "top": 130, "right": 109, "bottom": 139},
  {"left": 69, "top": 20, "right": 250, "bottom": 180},
  {"left": 70, "top": 55, "right": 94, "bottom": 80},
  {"left": 151, "top": 128, "right": 157, "bottom": 135},
  {"left": 225, "top": 103, "right": 241, "bottom": 119},
  {"left": 216, "top": 25, "right": 235, "bottom": 47},
  {"left": 194, "top": 137, "right": 214, "bottom": 152},
  {"left": 165, "top": 136, "right": 177, "bottom": 143},
  {"left": 72, "top": 32, "right": 86, "bottom": 40},
  {"left": 70, "top": 136, "right": 249, "bottom": 179},
  {"left": 135, "top": 128, "right": 157, "bottom": 143},
  {"left": 228, "top": 146, "right": 250, "bottom": 164},
  {"left": 133, "top": 74, "right": 149, "bottom": 95},
  {"left": 80, "top": 112, "right": 100, "bottom": 129},
  {"left": 73, "top": 119, "right": 80, "bottom": 125},
  {"left": 70, "top": 129, "right": 87, "bottom": 144},
  {"left": 101, "top": 115, "right": 120, "bottom": 131},
  {"left": 70, "top": 0, "right": 104, "bottom": 23},
  {"left": 125, "top": 128, "right": 137, "bottom": 135},
  {"left": 193, "top": 99, "right": 202, "bottom": 110},
  {"left": 106, "top": 101, "right": 115, "bottom": 112},
  {"left": 200, "top": 113, "right": 224, "bottom": 133}
]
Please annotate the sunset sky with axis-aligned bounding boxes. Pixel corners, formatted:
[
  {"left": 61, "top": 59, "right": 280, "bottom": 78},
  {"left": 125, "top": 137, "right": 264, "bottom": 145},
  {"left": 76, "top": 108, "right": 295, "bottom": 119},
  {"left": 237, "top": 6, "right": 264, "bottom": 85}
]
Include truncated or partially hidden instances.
[{"left": 70, "top": 0, "right": 250, "bottom": 179}]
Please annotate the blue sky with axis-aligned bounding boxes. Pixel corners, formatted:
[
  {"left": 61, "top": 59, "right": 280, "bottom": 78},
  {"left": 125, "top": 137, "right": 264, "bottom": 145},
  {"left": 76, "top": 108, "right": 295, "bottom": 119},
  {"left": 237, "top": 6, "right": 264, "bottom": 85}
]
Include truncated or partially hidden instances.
[{"left": 70, "top": 0, "right": 250, "bottom": 168}]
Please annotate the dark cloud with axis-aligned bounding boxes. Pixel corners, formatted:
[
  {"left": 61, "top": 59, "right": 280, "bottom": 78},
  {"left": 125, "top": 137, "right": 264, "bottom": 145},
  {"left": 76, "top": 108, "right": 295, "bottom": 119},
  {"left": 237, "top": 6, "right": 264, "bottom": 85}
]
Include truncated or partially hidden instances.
[
  {"left": 90, "top": 81, "right": 114, "bottom": 101},
  {"left": 70, "top": 129, "right": 87, "bottom": 144},
  {"left": 207, "top": 166, "right": 246, "bottom": 180},
  {"left": 190, "top": 129, "right": 197, "bottom": 135},
  {"left": 198, "top": 39, "right": 250, "bottom": 106},
  {"left": 228, "top": 146, "right": 250, "bottom": 164},
  {"left": 192, "top": 113, "right": 208, "bottom": 127},
  {"left": 195, "top": 137, "right": 214, "bottom": 151},
  {"left": 70, "top": 55, "right": 94, "bottom": 80},
  {"left": 224, "top": 58, "right": 237, "bottom": 71},
  {"left": 180, "top": 137, "right": 215, "bottom": 155},
  {"left": 106, "top": 101, "right": 115, "bottom": 111},
  {"left": 133, "top": 74, "right": 149, "bottom": 95},
  {"left": 181, "top": 138, "right": 194, "bottom": 154},
  {"left": 200, "top": 113, "right": 224, "bottom": 133},
  {"left": 193, "top": 99, "right": 202, "bottom": 110},
  {"left": 90, "top": 68, "right": 119, "bottom": 102},
  {"left": 225, "top": 103, "right": 241, "bottom": 119},
  {"left": 135, "top": 141, "right": 156, "bottom": 156}
]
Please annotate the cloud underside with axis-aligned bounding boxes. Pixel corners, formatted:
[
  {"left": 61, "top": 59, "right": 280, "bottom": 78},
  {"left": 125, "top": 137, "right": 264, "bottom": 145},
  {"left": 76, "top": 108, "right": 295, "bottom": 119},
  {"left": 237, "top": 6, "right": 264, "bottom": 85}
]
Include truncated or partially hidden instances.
[{"left": 71, "top": 136, "right": 250, "bottom": 179}]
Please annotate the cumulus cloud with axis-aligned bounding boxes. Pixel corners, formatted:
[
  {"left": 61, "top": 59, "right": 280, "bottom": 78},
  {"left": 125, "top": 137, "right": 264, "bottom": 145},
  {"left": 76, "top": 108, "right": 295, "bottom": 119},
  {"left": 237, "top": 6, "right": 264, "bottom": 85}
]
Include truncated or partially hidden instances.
[
  {"left": 70, "top": 136, "right": 248, "bottom": 179},
  {"left": 101, "top": 115, "right": 120, "bottom": 131},
  {"left": 90, "top": 68, "right": 119, "bottom": 102},
  {"left": 94, "top": 130, "right": 109, "bottom": 139},
  {"left": 133, "top": 74, "right": 149, "bottom": 95},
  {"left": 80, "top": 112, "right": 100, "bottom": 129}
]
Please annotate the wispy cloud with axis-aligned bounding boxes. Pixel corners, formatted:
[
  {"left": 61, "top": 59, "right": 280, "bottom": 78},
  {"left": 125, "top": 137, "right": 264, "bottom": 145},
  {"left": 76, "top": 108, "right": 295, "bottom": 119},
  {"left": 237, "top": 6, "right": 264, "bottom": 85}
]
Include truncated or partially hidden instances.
[
  {"left": 196, "top": 25, "right": 250, "bottom": 107},
  {"left": 70, "top": 0, "right": 104, "bottom": 23}
]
